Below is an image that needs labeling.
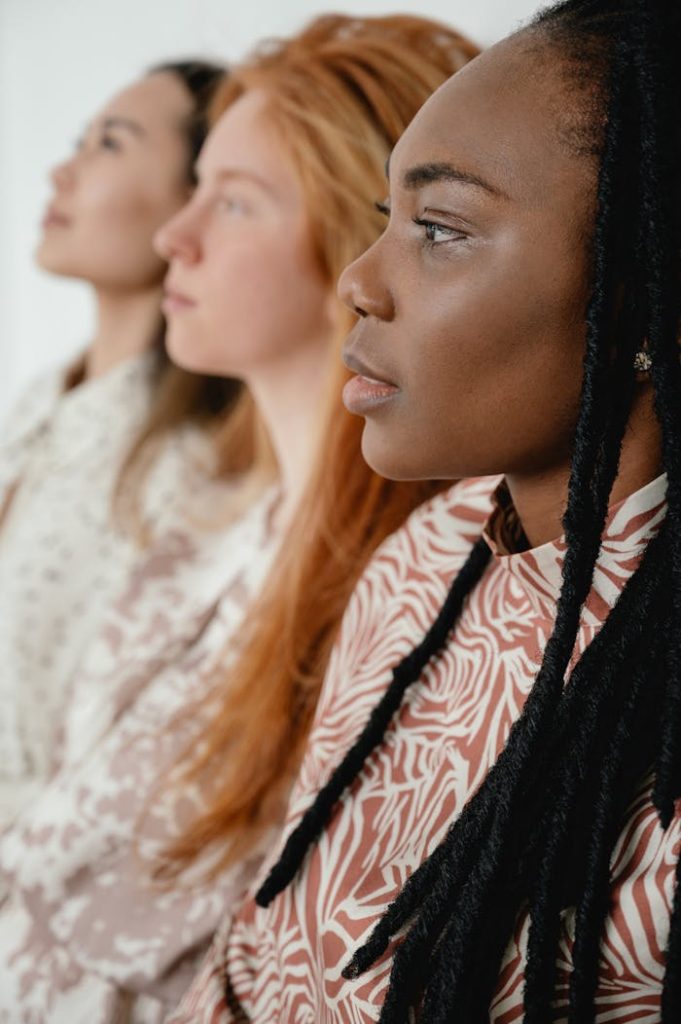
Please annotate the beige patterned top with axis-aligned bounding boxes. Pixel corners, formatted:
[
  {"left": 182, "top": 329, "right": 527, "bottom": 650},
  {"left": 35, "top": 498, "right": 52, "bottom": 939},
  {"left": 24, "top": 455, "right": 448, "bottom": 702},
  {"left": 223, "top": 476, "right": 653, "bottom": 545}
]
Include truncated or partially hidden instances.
[
  {"left": 0, "top": 352, "right": 217, "bottom": 826},
  {"left": 0, "top": 480, "right": 281, "bottom": 1023}
]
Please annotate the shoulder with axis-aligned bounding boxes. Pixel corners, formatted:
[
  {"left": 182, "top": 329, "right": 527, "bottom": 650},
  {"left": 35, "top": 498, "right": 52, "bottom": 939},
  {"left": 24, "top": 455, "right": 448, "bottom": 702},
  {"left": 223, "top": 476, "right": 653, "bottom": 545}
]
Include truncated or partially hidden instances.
[
  {"left": 0, "top": 365, "right": 66, "bottom": 449},
  {"left": 336, "top": 476, "right": 498, "bottom": 638},
  {"left": 301, "top": 478, "right": 498, "bottom": 787}
]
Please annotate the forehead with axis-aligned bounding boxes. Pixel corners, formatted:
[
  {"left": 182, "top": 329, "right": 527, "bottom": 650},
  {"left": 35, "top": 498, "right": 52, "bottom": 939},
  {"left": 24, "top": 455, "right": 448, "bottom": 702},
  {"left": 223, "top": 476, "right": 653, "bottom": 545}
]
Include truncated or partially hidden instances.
[
  {"left": 200, "top": 89, "right": 303, "bottom": 200},
  {"left": 97, "top": 73, "right": 193, "bottom": 130},
  {"left": 391, "top": 33, "right": 595, "bottom": 208},
  {"left": 203, "top": 90, "right": 281, "bottom": 163}
]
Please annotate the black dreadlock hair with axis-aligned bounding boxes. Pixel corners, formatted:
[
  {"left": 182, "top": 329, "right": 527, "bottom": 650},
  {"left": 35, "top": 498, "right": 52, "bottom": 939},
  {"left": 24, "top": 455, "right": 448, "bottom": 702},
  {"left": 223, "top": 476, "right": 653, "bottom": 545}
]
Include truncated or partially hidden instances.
[{"left": 254, "top": 0, "right": 681, "bottom": 1019}]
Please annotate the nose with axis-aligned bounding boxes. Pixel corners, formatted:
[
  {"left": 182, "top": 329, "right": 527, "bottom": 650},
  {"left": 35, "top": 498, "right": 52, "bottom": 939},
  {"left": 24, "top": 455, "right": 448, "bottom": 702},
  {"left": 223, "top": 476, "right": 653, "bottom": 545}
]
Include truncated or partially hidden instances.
[
  {"left": 154, "top": 201, "right": 202, "bottom": 264},
  {"left": 50, "top": 157, "right": 76, "bottom": 192},
  {"left": 338, "top": 241, "right": 395, "bottom": 322}
]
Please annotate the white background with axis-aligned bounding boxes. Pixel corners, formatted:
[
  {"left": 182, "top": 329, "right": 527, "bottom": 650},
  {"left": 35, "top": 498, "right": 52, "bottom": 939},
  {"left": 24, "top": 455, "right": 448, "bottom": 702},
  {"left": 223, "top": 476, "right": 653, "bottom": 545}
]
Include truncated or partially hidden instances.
[{"left": 1, "top": 0, "right": 543, "bottom": 412}]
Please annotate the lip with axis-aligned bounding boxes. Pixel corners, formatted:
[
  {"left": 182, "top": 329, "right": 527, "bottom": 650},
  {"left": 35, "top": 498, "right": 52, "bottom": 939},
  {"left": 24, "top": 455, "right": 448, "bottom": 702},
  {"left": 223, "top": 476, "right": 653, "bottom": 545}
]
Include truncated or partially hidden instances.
[
  {"left": 162, "top": 282, "right": 197, "bottom": 314},
  {"left": 342, "top": 348, "right": 400, "bottom": 415},
  {"left": 41, "top": 206, "right": 71, "bottom": 229}
]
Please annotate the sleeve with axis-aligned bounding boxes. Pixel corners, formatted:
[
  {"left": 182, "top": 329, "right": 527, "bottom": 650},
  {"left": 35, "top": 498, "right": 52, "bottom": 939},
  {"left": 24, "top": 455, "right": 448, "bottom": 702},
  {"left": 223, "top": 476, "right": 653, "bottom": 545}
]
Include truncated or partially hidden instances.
[{"left": 167, "top": 925, "right": 237, "bottom": 1024}]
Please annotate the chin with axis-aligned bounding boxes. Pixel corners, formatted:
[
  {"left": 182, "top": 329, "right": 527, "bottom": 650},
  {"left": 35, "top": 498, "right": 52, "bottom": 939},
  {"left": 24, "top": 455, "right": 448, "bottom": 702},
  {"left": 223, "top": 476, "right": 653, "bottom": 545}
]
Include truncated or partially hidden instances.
[
  {"left": 165, "top": 333, "right": 204, "bottom": 372},
  {"left": 34, "top": 244, "right": 74, "bottom": 277},
  {"left": 360, "top": 427, "right": 436, "bottom": 482},
  {"left": 164, "top": 332, "right": 220, "bottom": 376}
]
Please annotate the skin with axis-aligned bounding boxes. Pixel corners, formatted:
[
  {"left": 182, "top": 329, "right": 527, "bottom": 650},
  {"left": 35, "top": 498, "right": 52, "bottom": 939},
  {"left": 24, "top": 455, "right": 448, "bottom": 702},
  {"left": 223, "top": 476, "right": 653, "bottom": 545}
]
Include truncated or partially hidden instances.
[
  {"left": 155, "top": 88, "right": 336, "bottom": 523},
  {"left": 37, "top": 72, "right": 194, "bottom": 292},
  {"left": 339, "top": 32, "right": 662, "bottom": 547},
  {"left": 154, "top": 88, "right": 333, "bottom": 379}
]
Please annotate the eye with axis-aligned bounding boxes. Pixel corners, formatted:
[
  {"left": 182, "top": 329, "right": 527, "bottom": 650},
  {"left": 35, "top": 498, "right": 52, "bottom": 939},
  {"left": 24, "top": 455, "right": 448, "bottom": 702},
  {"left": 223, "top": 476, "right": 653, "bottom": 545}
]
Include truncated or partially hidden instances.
[
  {"left": 100, "top": 133, "right": 122, "bottom": 152},
  {"left": 214, "top": 192, "right": 251, "bottom": 215},
  {"left": 413, "top": 216, "right": 466, "bottom": 246},
  {"left": 374, "top": 200, "right": 390, "bottom": 218}
]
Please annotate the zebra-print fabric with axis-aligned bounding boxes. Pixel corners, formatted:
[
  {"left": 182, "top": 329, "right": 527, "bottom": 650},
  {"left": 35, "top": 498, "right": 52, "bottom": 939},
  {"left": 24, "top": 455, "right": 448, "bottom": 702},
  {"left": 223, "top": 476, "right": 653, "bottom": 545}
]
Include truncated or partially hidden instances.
[{"left": 171, "top": 473, "right": 679, "bottom": 1024}]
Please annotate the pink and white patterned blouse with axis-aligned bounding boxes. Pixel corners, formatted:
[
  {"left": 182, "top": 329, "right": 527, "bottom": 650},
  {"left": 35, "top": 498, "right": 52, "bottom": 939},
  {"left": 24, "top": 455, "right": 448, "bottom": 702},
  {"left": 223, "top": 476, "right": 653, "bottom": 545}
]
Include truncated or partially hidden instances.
[
  {"left": 171, "top": 473, "right": 680, "bottom": 1023},
  {"left": 0, "top": 483, "right": 281, "bottom": 1024}
]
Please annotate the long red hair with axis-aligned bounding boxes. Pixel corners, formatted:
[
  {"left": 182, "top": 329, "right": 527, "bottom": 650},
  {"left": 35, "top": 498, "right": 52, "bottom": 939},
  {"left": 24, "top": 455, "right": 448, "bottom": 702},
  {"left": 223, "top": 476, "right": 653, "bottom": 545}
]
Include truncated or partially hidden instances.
[{"left": 160, "top": 13, "right": 480, "bottom": 875}]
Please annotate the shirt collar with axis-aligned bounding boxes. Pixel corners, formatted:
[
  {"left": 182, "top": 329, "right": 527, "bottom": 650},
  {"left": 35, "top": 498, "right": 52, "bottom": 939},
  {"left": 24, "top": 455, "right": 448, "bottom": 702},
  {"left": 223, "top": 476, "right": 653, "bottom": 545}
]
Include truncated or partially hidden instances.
[
  {"left": 51, "top": 348, "right": 159, "bottom": 435},
  {"left": 483, "top": 474, "right": 668, "bottom": 621}
]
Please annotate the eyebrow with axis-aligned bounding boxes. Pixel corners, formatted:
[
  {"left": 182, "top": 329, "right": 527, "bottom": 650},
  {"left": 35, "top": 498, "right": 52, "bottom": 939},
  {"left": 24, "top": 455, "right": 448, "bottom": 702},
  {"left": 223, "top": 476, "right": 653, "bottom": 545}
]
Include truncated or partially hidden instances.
[
  {"left": 402, "top": 162, "right": 506, "bottom": 199},
  {"left": 100, "top": 116, "right": 146, "bottom": 138},
  {"left": 196, "top": 167, "right": 277, "bottom": 195}
]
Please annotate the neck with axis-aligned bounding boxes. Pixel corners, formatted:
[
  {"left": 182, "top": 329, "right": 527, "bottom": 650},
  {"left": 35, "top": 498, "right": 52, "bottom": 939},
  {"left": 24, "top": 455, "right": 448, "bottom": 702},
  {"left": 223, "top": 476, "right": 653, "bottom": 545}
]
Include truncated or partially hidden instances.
[
  {"left": 506, "top": 386, "right": 663, "bottom": 548},
  {"left": 83, "top": 285, "right": 164, "bottom": 381},
  {"left": 247, "top": 339, "right": 332, "bottom": 529}
]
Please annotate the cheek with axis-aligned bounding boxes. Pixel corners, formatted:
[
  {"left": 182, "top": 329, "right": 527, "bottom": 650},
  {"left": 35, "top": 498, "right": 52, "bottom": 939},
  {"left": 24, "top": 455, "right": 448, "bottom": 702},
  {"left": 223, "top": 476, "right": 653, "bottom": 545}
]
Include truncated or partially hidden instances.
[
  {"left": 167, "top": 235, "right": 332, "bottom": 377},
  {"left": 362, "top": 251, "right": 587, "bottom": 481},
  {"left": 40, "top": 170, "right": 184, "bottom": 287},
  {"left": 81, "top": 171, "right": 185, "bottom": 249}
]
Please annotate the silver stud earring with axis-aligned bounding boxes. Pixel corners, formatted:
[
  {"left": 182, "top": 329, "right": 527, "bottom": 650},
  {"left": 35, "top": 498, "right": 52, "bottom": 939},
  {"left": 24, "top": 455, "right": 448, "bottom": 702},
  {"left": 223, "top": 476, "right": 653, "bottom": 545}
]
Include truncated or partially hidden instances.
[{"left": 634, "top": 349, "right": 652, "bottom": 373}]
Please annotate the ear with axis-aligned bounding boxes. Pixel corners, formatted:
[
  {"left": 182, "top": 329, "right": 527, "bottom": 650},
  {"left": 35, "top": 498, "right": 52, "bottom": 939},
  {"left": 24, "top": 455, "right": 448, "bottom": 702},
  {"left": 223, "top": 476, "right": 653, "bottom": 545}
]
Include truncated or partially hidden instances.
[{"left": 633, "top": 342, "right": 652, "bottom": 376}]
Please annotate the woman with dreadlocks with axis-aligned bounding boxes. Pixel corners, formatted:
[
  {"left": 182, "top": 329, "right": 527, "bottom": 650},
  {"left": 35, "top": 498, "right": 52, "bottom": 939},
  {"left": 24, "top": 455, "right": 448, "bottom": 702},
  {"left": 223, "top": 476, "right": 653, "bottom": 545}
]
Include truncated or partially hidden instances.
[{"left": 169, "top": 0, "right": 681, "bottom": 1020}]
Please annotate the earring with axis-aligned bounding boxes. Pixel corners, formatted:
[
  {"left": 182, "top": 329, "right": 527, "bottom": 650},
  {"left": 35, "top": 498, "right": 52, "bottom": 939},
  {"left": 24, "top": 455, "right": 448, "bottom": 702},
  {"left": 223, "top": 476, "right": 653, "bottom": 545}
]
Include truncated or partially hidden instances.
[{"left": 634, "top": 349, "right": 652, "bottom": 373}]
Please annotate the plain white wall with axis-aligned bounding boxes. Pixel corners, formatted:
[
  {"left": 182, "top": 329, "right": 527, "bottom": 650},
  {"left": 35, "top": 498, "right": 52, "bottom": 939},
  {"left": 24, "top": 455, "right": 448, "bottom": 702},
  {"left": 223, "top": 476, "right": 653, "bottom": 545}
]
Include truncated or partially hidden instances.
[{"left": 1, "top": 0, "right": 543, "bottom": 413}]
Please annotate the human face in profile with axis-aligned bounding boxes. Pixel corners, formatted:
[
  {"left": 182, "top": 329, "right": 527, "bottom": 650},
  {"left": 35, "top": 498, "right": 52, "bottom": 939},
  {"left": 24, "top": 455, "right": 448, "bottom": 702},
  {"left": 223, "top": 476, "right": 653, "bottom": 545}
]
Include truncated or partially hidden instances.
[
  {"left": 339, "top": 34, "right": 596, "bottom": 486},
  {"left": 155, "top": 88, "right": 332, "bottom": 381},
  {"left": 38, "top": 72, "right": 194, "bottom": 292}
]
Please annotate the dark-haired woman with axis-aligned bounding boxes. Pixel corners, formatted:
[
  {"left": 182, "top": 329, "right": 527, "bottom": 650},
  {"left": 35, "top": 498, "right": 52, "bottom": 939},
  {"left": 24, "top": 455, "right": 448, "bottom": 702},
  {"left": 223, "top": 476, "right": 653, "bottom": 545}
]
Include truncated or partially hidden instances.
[
  {"left": 0, "top": 61, "right": 228, "bottom": 826},
  {"left": 172, "top": 0, "right": 681, "bottom": 1020}
]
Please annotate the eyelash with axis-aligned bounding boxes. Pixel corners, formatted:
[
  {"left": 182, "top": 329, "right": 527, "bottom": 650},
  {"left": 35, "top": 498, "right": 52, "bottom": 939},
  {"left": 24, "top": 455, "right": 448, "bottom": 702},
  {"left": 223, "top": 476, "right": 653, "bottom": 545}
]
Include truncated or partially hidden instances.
[
  {"left": 374, "top": 200, "right": 466, "bottom": 247},
  {"left": 216, "top": 196, "right": 250, "bottom": 215},
  {"left": 412, "top": 217, "right": 466, "bottom": 246},
  {"left": 73, "top": 135, "right": 120, "bottom": 154}
]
